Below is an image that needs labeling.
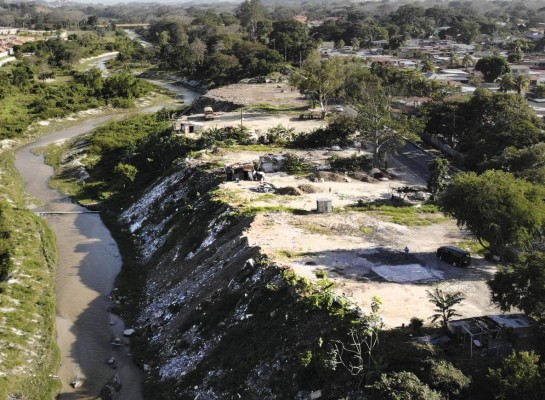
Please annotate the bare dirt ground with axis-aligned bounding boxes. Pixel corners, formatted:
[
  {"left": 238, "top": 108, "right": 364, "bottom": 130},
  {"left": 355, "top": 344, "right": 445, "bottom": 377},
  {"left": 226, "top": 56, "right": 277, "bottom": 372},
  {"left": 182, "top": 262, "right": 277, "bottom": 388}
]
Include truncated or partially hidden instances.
[
  {"left": 204, "top": 82, "right": 309, "bottom": 108},
  {"left": 186, "top": 82, "right": 500, "bottom": 328},
  {"left": 202, "top": 146, "right": 499, "bottom": 328}
]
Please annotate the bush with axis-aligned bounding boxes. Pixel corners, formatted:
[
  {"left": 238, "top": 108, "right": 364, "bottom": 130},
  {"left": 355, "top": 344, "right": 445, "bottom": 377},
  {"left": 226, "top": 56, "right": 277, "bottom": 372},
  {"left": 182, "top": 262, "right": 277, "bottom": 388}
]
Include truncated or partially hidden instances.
[
  {"left": 371, "top": 371, "right": 443, "bottom": 400},
  {"left": 329, "top": 154, "right": 372, "bottom": 172},
  {"left": 109, "top": 97, "right": 135, "bottom": 108},
  {"left": 409, "top": 317, "right": 424, "bottom": 336},
  {"left": 421, "top": 358, "right": 471, "bottom": 399},
  {"left": 283, "top": 153, "right": 313, "bottom": 174}
]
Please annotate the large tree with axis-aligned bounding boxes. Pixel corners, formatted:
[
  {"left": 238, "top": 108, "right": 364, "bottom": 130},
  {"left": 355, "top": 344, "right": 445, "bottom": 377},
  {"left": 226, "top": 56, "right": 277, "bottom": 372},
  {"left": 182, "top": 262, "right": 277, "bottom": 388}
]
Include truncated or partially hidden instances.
[
  {"left": 423, "top": 89, "right": 545, "bottom": 169},
  {"left": 487, "top": 351, "right": 545, "bottom": 400},
  {"left": 439, "top": 170, "right": 545, "bottom": 256},
  {"left": 236, "top": 0, "right": 267, "bottom": 41},
  {"left": 487, "top": 252, "right": 545, "bottom": 323},
  {"left": 269, "top": 19, "right": 314, "bottom": 63},
  {"left": 475, "top": 56, "right": 510, "bottom": 83},
  {"left": 290, "top": 52, "right": 345, "bottom": 110},
  {"left": 354, "top": 81, "right": 411, "bottom": 167},
  {"left": 487, "top": 143, "right": 545, "bottom": 185}
]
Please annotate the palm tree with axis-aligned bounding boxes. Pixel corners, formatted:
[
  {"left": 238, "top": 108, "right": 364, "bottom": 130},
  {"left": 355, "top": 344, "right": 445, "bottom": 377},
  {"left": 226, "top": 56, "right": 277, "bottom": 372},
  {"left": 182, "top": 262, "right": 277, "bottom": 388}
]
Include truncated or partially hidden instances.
[
  {"left": 497, "top": 73, "right": 515, "bottom": 93},
  {"left": 448, "top": 54, "right": 461, "bottom": 68},
  {"left": 427, "top": 287, "right": 465, "bottom": 328},
  {"left": 462, "top": 54, "right": 474, "bottom": 68},
  {"left": 420, "top": 59, "right": 436, "bottom": 73},
  {"left": 514, "top": 75, "right": 530, "bottom": 95},
  {"left": 351, "top": 37, "right": 361, "bottom": 50}
]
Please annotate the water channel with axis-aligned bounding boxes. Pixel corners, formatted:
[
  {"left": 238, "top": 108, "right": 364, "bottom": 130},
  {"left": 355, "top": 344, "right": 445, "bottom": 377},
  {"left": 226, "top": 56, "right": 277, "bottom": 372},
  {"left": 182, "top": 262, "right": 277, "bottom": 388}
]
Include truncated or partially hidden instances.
[{"left": 14, "top": 62, "right": 201, "bottom": 398}]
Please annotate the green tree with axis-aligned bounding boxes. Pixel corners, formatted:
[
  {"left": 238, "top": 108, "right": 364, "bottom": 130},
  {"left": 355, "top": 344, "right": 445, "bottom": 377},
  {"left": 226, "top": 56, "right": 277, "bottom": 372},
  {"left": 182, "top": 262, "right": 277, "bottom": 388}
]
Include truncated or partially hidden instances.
[
  {"left": 269, "top": 19, "right": 314, "bottom": 63},
  {"left": 487, "top": 351, "right": 545, "bottom": 400},
  {"left": 427, "top": 287, "right": 464, "bottom": 328},
  {"left": 236, "top": 0, "right": 266, "bottom": 41},
  {"left": 487, "top": 252, "right": 545, "bottom": 323},
  {"left": 488, "top": 144, "right": 545, "bottom": 184},
  {"left": 189, "top": 38, "right": 207, "bottom": 66},
  {"left": 475, "top": 56, "right": 510, "bottom": 83},
  {"left": 427, "top": 158, "right": 450, "bottom": 196},
  {"left": 452, "top": 20, "right": 480, "bottom": 44},
  {"left": 351, "top": 37, "right": 361, "bottom": 49},
  {"left": 354, "top": 82, "right": 409, "bottom": 167},
  {"left": 448, "top": 54, "right": 460, "bottom": 68},
  {"left": 439, "top": 170, "right": 545, "bottom": 255},
  {"left": 291, "top": 52, "right": 345, "bottom": 110},
  {"left": 11, "top": 63, "right": 35, "bottom": 87},
  {"left": 424, "top": 89, "right": 545, "bottom": 169},
  {"left": 104, "top": 72, "right": 148, "bottom": 99},
  {"left": 422, "top": 358, "right": 471, "bottom": 399},
  {"left": 514, "top": 75, "right": 530, "bottom": 95},
  {"left": 114, "top": 163, "right": 138, "bottom": 187},
  {"left": 420, "top": 59, "right": 435, "bottom": 73},
  {"left": 497, "top": 73, "right": 515, "bottom": 93},
  {"left": 73, "top": 66, "right": 104, "bottom": 93},
  {"left": 461, "top": 54, "right": 474, "bottom": 68},
  {"left": 372, "top": 371, "right": 443, "bottom": 400},
  {"left": 533, "top": 83, "right": 545, "bottom": 98}
]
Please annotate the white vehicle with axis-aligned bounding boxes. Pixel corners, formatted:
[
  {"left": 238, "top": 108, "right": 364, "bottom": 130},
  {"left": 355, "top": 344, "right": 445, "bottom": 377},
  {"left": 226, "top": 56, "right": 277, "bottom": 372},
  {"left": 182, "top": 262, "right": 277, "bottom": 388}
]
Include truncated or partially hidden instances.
[{"left": 331, "top": 105, "right": 344, "bottom": 112}]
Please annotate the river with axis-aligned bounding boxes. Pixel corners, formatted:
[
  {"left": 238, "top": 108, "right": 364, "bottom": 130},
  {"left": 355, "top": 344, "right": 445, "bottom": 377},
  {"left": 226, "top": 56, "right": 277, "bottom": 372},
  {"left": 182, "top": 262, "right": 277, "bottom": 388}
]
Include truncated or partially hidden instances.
[{"left": 14, "top": 69, "right": 201, "bottom": 399}]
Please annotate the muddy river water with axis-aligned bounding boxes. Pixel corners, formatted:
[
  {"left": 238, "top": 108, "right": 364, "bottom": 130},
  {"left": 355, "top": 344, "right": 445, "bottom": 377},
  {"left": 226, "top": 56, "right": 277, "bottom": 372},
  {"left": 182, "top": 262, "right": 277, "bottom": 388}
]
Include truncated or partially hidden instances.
[{"left": 14, "top": 70, "right": 200, "bottom": 399}]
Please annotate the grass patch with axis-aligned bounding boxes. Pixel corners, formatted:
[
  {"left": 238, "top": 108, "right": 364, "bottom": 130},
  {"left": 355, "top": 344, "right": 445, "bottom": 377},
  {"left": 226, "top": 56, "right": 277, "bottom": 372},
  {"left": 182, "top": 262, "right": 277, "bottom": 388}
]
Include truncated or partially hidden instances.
[
  {"left": 456, "top": 240, "right": 487, "bottom": 256},
  {"left": 346, "top": 203, "right": 447, "bottom": 226},
  {"left": 276, "top": 249, "right": 302, "bottom": 259}
]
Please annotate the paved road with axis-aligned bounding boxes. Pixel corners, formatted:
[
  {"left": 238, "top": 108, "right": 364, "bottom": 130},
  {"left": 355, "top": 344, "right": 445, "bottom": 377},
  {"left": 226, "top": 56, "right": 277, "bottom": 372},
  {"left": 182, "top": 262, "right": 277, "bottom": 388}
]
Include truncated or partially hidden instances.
[
  {"left": 391, "top": 142, "right": 433, "bottom": 185},
  {"left": 343, "top": 103, "right": 460, "bottom": 184}
]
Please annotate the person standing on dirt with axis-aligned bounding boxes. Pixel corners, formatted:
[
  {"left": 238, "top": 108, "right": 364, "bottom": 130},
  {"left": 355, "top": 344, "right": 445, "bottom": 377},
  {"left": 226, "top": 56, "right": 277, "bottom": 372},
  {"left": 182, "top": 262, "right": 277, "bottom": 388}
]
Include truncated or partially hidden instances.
[{"left": 404, "top": 246, "right": 410, "bottom": 260}]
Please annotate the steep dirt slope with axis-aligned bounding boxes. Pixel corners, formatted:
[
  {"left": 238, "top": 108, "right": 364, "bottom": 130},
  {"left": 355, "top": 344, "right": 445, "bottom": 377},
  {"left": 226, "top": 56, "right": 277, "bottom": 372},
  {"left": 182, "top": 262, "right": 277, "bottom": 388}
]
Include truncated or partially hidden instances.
[{"left": 117, "top": 165, "right": 356, "bottom": 399}]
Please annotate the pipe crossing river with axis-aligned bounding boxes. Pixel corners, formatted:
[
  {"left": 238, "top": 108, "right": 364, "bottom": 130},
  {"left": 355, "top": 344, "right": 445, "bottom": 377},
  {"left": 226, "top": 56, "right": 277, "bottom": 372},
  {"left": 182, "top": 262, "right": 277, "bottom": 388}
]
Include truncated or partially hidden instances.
[{"left": 13, "top": 70, "right": 202, "bottom": 399}]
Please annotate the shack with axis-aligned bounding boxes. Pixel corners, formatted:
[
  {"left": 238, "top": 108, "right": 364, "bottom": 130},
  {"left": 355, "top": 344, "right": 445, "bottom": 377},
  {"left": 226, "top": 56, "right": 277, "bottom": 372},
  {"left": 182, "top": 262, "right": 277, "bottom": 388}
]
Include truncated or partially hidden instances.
[
  {"left": 258, "top": 154, "right": 285, "bottom": 173},
  {"left": 448, "top": 314, "right": 536, "bottom": 358},
  {"left": 226, "top": 163, "right": 255, "bottom": 181},
  {"left": 173, "top": 117, "right": 204, "bottom": 134}
]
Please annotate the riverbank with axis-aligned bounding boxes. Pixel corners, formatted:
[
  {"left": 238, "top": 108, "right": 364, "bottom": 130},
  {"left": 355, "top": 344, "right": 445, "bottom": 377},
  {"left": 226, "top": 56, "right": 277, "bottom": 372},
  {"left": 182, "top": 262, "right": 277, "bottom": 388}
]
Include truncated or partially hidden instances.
[
  {"left": 0, "top": 70, "right": 199, "bottom": 397},
  {"left": 0, "top": 151, "right": 60, "bottom": 399}
]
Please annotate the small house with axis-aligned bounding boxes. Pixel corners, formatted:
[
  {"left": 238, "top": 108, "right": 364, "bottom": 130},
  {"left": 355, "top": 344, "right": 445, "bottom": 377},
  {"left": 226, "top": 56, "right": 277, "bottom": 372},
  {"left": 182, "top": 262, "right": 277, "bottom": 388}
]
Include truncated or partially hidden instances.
[
  {"left": 510, "top": 64, "right": 530, "bottom": 77},
  {"left": 173, "top": 118, "right": 204, "bottom": 134},
  {"left": 258, "top": 154, "right": 285, "bottom": 173},
  {"left": 225, "top": 163, "right": 255, "bottom": 181}
]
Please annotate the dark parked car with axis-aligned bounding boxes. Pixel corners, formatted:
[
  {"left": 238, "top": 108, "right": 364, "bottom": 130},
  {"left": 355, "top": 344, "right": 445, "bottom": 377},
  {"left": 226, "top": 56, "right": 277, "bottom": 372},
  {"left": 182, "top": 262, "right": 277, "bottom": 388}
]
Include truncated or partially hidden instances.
[{"left": 436, "top": 245, "right": 471, "bottom": 267}]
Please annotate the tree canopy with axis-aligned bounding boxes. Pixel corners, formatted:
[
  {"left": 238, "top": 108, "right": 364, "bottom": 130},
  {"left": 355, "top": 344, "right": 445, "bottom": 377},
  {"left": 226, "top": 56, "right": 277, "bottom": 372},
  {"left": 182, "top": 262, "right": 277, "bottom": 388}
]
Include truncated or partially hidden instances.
[
  {"left": 487, "top": 252, "right": 545, "bottom": 323},
  {"left": 439, "top": 170, "right": 545, "bottom": 256},
  {"left": 475, "top": 56, "right": 510, "bottom": 83},
  {"left": 424, "top": 89, "right": 545, "bottom": 170}
]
